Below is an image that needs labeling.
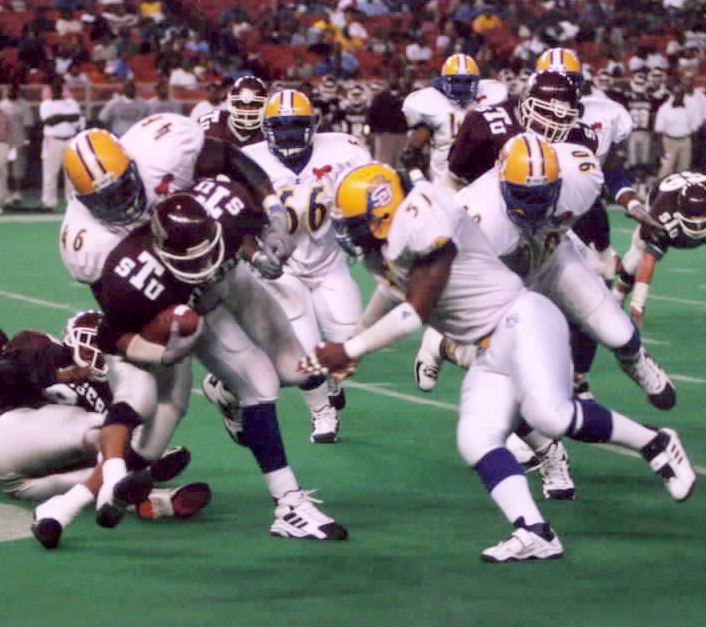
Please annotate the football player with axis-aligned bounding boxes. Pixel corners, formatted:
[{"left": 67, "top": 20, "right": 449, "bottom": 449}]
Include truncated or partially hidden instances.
[
  {"left": 64, "top": 177, "right": 348, "bottom": 542},
  {"left": 298, "top": 151, "right": 694, "bottom": 563},
  {"left": 337, "top": 81, "right": 372, "bottom": 146},
  {"left": 56, "top": 115, "right": 298, "bottom": 529},
  {"left": 198, "top": 75, "right": 268, "bottom": 148},
  {"left": 0, "top": 314, "right": 210, "bottom": 550},
  {"left": 242, "top": 89, "right": 372, "bottom": 443},
  {"left": 400, "top": 53, "right": 508, "bottom": 190},
  {"left": 614, "top": 172, "right": 706, "bottom": 328}
]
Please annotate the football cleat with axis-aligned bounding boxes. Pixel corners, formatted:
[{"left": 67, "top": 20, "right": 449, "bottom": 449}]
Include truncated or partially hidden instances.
[
  {"left": 31, "top": 518, "right": 63, "bottom": 550},
  {"left": 135, "top": 483, "right": 212, "bottom": 520},
  {"left": 413, "top": 329, "right": 444, "bottom": 392},
  {"left": 310, "top": 404, "right": 340, "bottom": 444},
  {"left": 201, "top": 374, "right": 245, "bottom": 446},
  {"left": 270, "top": 489, "right": 348, "bottom": 540},
  {"left": 538, "top": 441, "right": 575, "bottom": 500},
  {"left": 481, "top": 517, "right": 563, "bottom": 563},
  {"left": 148, "top": 446, "right": 191, "bottom": 482},
  {"left": 640, "top": 428, "right": 696, "bottom": 501},
  {"left": 616, "top": 347, "right": 676, "bottom": 410},
  {"left": 96, "top": 470, "right": 155, "bottom": 528}
]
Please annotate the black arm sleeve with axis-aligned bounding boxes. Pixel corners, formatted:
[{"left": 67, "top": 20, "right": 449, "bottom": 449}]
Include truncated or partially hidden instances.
[{"left": 193, "top": 138, "right": 274, "bottom": 205}]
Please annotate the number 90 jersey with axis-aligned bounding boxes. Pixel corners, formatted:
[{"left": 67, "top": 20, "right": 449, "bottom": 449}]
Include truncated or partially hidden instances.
[
  {"left": 243, "top": 132, "right": 372, "bottom": 277},
  {"left": 454, "top": 143, "right": 604, "bottom": 278}
]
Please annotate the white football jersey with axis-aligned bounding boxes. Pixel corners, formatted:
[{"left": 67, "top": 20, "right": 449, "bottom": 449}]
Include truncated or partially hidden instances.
[
  {"left": 61, "top": 113, "right": 205, "bottom": 284},
  {"left": 243, "top": 132, "right": 372, "bottom": 277},
  {"left": 580, "top": 95, "right": 633, "bottom": 164},
  {"left": 366, "top": 180, "right": 524, "bottom": 345},
  {"left": 402, "top": 80, "right": 507, "bottom": 181},
  {"left": 453, "top": 143, "right": 604, "bottom": 278}
]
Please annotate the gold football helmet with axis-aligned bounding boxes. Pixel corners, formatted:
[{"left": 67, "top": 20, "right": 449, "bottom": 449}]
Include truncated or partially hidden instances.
[
  {"left": 262, "top": 89, "right": 319, "bottom": 166},
  {"left": 498, "top": 133, "right": 562, "bottom": 231},
  {"left": 432, "top": 53, "right": 480, "bottom": 107},
  {"left": 535, "top": 47, "right": 583, "bottom": 96},
  {"left": 332, "top": 162, "right": 405, "bottom": 257},
  {"left": 63, "top": 129, "right": 146, "bottom": 225}
]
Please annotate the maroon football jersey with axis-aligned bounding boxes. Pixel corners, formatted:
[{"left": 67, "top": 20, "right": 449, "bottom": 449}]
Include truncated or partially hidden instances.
[
  {"left": 92, "top": 178, "right": 267, "bottom": 347},
  {"left": 0, "top": 330, "right": 111, "bottom": 413},
  {"left": 198, "top": 109, "right": 264, "bottom": 148},
  {"left": 449, "top": 99, "right": 599, "bottom": 184},
  {"left": 641, "top": 176, "right": 706, "bottom": 260}
]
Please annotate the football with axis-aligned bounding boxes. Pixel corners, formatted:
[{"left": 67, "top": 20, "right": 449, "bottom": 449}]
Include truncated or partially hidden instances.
[{"left": 140, "top": 305, "right": 201, "bottom": 345}]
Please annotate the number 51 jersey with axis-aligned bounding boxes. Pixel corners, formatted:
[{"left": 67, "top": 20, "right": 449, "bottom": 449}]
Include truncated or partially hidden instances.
[{"left": 243, "top": 132, "right": 371, "bottom": 278}]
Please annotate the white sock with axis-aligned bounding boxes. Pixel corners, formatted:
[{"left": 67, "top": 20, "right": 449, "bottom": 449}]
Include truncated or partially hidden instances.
[
  {"left": 490, "top": 474, "right": 545, "bottom": 526},
  {"left": 300, "top": 382, "right": 331, "bottom": 414},
  {"left": 609, "top": 410, "right": 656, "bottom": 450},
  {"left": 264, "top": 467, "right": 299, "bottom": 500},
  {"left": 35, "top": 484, "right": 95, "bottom": 527},
  {"left": 102, "top": 458, "right": 127, "bottom": 488}
]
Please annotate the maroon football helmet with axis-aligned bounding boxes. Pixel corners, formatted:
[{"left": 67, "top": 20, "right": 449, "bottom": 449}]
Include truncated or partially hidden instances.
[
  {"left": 676, "top": 179, "right": 706, "bottom": 239},
  {"left": 62, "top": 310, "right": 108, "bottom": 379},
  {"left": 151, "top": 192, "right": 224, "bottom": 284},
  {"left": 519, "top": 71, "right": 580, "bottom": 142},
  {"left": 227, "top": 76, "right": 268, "bottom": 131}
]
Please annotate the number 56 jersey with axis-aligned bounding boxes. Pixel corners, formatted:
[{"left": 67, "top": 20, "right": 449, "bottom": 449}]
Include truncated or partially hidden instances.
[{"left": 243, "top": 132, "right": 372, "bottom": 278}]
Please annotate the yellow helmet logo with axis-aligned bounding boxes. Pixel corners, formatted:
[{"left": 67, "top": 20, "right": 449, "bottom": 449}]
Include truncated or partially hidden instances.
[
  {"left": 63, "top": 129, "right": 129, "bottom": 195},
  {"left": 535, "top": 48, "right": 581, "bottom": 74},
  {"left": 334, "top": 162, "right": 404, "bottom": 242},
  {"left": 441, "top": 54, "right": 479, "bottom": 77}
]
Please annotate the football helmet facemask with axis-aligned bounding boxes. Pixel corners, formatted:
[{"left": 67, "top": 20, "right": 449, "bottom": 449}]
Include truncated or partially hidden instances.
[
  {"left": 675, "top": 179, "right": 706, "bottom": 239},
  {"left": 499, "top": 133, "right": 562, "bottom": 231},
  {"left": 62, "top": 309, "right": 109, "bottom": 379},
  {"left": 535, "top": 47, "right": 583, "bottom": 97},
  {"left": 519, "top": 71, "right": 580, "bottom": 143},
  {"left": 332, "top": 162, "right": 405, "bottom": 258},
  {"left": 431, "top": 54, "right": 480, "bottom": 108},
  {"left": 263, "top": 89, "right": 319, "bottom": 167},
  {"left": 64, "top": 129, "right": 147, "bottom": 226},
  {"left": 227, "top": 76, "right": 268, "bottom": 131},
  {"left": 151, "top": 192, "right": 225, "bottom": 284}
]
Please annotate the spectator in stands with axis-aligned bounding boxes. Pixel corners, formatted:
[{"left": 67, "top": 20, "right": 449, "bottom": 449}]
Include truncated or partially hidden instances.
[
  {"left": 366, "top": 72, "right": 409, "bottom": 167},
  {"left": 98, "top": 79, "right": 149, "bottom": 137},
  {"left": 55, "top": 9, "right": 83, "bottom": 37},
  {"left": 0, "top": 84, "right": 33, "bottom": 206},
  {"left": 64, "top": 62, "right": 91, "bottom": 86},
  {"left": 339, "top": 6, "right": 368, "bottom": 51},
  {"left": 147, "top": 78, "right": 183, "bottom": 115},
  {"left": 18, "top": 24, "right": 49, "bottom": 74},
  {"left": 39, "top": 76, "right": 83, "bottom": 211},
  {"left": 102, "top": 2, "right": 139, "bottom": 37},
  {"left": 105, "top": 52, "right": 134, "bottom": 81},
  {"left": 472, "top": 7, "right": 503, "bottom": 34},
  {"left": 356, "top": 0, "right": 389, "bottom": 17},
  {"left": 677, "top": 42, "right": 701, "bottom": 73},
  {"left": 405, "top": 33, "right": 433, "bottom": 68},
  {"left": 53, "top": 35, "right": 89, "bottom": 77},
  {"left": 286, "top": 48, "right": 317, "bottom": 83},
  {"left": 29, "top": 6, "right": 55, "bottom": 35},
  {"left": 140, "top": 0, "right": 166, "bottom": 23},
  {"left": 315, "top": 41, "right": 360, "bottom": 79},
  {"left": 92, "top": 33, "right": 119, "bottom": 64},
  {"left": 169, "top": 57, "right": 198, "bottom": 88}
]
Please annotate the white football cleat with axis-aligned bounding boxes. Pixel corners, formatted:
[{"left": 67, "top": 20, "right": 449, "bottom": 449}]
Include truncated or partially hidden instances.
[
  {"left": 270, "top": 489, "right": 348, "bottom": 540},
  {"left": 202, "top": 374, "right": 244, "bottom": 445},
  {"left": 641, "top": 428, "right": 696, "bottom": 501},
  {"left": 505, "top": 433, "right": 542, "bottom": 472},
  {"left": 617, "top": 347, "right": 676, "bottom": 410},
  {"left": 538, "top": 441, "right": 575, "bottom": 501},
  {"left": 310, "top": 403, "right": 340, "bottom": 444},
  {"left": 135, "top": 483, "right": 212, "bottom": 520},
  {"left": 481, "top": 518, "right": 563, "bottom": 563}
]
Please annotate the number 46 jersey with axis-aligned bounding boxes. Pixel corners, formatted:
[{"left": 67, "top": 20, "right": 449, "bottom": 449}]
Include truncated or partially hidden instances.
[{"left": 243, "top": 132, "right": 372, "bottom": 278}]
